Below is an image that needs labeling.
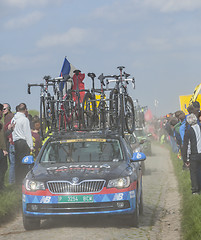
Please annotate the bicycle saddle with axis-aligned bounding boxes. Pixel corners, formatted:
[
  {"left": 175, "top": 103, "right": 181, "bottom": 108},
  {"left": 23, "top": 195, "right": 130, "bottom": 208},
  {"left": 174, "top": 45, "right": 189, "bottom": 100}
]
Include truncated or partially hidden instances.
[{"left": 88, "top": 72, "right": 96, "bottom": 79}]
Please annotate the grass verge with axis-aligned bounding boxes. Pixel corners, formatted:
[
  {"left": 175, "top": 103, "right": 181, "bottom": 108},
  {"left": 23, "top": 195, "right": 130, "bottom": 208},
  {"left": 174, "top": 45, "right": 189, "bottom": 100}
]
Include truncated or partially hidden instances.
[
  {"left": 0, "top": 184, "right": 22, "bottom": 226},
  {"left": 170, "top": 150, "right": 201, "bottom": 240}
]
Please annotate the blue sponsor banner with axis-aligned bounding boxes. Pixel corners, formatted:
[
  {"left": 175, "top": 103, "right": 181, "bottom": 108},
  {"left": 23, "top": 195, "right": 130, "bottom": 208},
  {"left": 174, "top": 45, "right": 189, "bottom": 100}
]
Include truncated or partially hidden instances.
[{"left": 23, "top": 191, "right": 135, "bottom": 204}]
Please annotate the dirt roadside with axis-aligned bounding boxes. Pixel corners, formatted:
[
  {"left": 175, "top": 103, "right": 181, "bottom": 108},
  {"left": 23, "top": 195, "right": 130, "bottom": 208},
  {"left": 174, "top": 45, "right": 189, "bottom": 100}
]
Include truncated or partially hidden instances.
[
  {"left": 148, "top": 144, "right": 181, "bottom": 240},
  {"left": 0, "top": 144, "right": 181, "bottom": 240}
]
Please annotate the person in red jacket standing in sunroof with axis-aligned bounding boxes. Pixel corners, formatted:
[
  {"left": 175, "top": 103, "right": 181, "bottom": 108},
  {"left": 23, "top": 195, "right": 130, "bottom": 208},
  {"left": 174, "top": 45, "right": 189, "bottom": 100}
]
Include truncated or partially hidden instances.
[{"left": 72, "top": 72, "right": 85, "bottom": 103}]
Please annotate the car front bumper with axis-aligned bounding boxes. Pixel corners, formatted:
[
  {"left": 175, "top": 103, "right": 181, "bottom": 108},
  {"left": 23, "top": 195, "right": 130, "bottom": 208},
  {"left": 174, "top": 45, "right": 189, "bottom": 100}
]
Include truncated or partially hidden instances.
[{"left": 22, "top": 185, "right": 137, "bottom": 217}]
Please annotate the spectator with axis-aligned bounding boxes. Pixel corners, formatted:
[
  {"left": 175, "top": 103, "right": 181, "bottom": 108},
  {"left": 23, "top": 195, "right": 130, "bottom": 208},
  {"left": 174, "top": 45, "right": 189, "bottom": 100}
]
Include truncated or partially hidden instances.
[
  {"left": 190, "top": 101, "right": 200, "bottom": 118},
  {"left": 165, "top": 115, "right": 178, "bottom": 153},
  {"left": 174, "top": 111, "right": 185, "bottom": 147},
  {"left": 182, "top": 113, "right": 201, "bottom": 194},
  {"left": 3, "top": 103, "right": 15, "bottom": 184},
  {"left": 198, "top": 111, "right": 201, "bottom": 123},
  {"left": 31, "top": 115, "right": 42, "bottom": 160},
  {"left": 179, "top": 102, "right": 200, "bottom": 146},
  {"left": 11, "top": 103, "right": 33, "bottom": 184},
  {"left": 169, "top": 116, "right": 180, "bottom": 147},
  {"left": 28, "top": 113, "right": 34, "bottom": 130},
  {"left": 175, "top": 111, "right": 186, "bottom": 162},
  {"left": 3, "top": 103, "right": 14, "bottom": 125},
  {"left": 0, "top": 103, "right": 8, "bottom": 191}
]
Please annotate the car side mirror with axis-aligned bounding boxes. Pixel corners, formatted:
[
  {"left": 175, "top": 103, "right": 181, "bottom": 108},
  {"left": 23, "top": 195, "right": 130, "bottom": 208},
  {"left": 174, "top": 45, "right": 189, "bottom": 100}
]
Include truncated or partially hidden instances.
[
  {"left": 22, "top": 155, "right": 34, "bottom": 165},
  {"left": 131, "top": 152, "right": 146, "bottom": 162}
]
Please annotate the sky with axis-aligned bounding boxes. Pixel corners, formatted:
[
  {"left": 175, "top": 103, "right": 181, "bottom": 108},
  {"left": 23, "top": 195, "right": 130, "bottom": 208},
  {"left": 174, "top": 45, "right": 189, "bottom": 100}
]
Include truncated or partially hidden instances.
[{"left": 1, "top": 0, "right": 201, "bottom": 118}]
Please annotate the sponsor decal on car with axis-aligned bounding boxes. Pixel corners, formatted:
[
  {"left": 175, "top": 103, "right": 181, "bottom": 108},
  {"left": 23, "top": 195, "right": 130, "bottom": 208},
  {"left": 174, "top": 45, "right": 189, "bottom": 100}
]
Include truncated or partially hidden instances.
[
  {"left": 47, "top": 164, "right": 111, "bottom": 172},
  {"left": 59, "top": 138, "right": 107, "bottom": 143}
]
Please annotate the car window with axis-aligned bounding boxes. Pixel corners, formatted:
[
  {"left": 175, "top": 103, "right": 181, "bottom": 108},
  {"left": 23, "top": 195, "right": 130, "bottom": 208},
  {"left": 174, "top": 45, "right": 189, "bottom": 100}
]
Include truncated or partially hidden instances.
[{"left": 40, "top": 139, "right": 123, "bottom": 163}]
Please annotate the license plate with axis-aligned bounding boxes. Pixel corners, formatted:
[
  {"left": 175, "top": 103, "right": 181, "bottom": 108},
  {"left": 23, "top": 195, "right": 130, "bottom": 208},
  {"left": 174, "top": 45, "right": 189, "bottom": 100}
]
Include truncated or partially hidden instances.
[{"left": 58, "top": 195, "right": 94, "bottom": 203}]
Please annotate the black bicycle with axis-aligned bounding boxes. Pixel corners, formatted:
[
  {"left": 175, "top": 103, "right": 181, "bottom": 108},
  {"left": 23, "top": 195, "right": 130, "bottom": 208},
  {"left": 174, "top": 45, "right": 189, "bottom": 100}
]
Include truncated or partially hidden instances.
[
  {"left": 82, "top": 72, "right": 110, "bottom": 130},
  {"left": 101, "top": 66, "right": 136, "bottom": 135},
  {"left": 28, "top": 78, "right": 55, "bottom": 140}
]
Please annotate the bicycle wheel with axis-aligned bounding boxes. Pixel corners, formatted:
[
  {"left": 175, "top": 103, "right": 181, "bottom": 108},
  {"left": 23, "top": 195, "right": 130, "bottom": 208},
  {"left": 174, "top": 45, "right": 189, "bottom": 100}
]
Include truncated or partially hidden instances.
[
  {"left": 40, "top": 96, "right": 49, "bottom": 140},
  {"left": 125, "top": 95, "right": 135, "bottom": 133},
  {"left": 98, "top": 100, "right": 107, "bottom": 129},
  {"left": 109, "top": 89, "right": 119, "bottom": 129},
  {"left": 77, "top": 99, "right": 82, "bottom": 130},
  {"left": 58, "top": 109, "right": 64, "bottom": 131},
  {"left": 82, "top": 92, "right": 97, "bottom": 129},
  {"left": 63, "top": 93, "right": 74, "bottom": 130},
  {"left": 49, "top": 97, "right": 56, "bottom": 131},
  {"left": 119, "top": 94, "right": 125, "bottom": 136}
]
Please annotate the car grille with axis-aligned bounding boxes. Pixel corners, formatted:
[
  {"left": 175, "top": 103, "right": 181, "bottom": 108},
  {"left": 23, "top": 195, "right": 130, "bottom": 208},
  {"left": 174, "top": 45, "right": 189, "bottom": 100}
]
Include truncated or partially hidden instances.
[{"left": 47, "top": 180, "right": 105, "bottom": 194}]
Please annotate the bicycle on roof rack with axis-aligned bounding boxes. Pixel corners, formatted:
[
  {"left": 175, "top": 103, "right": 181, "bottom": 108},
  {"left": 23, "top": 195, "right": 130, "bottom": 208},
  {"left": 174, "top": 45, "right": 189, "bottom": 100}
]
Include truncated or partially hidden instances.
[
  {"left": 44, "top": 74, "right": 74, "bottom": 132},
  {"left": 28, "top": 78, "right": 55, "bottom": 140},
  {"left": 102, "top": 66, "right": 136, "bottom": 136},
  {"left": 27, "top": 66, "right": 135, "bottom": 137},
  {"left": 62, "top": 69, "right": 89, "bottom": 130},
  {"left": 82, "top": 72, "right": 111, "bottom": 130}
]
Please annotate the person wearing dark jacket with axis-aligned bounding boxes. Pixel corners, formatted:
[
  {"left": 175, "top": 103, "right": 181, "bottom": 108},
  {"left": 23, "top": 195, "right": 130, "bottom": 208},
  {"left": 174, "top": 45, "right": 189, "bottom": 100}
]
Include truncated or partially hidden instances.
[
  {"left": 0, "top": 103, "right": 8, "bottom": 191},
  {"left": 3, "top": 103, "right": 15, "bottom": 184},
  {"left": 165, "top": 117, "right": 178, "bottom": 153},
  {"left": 182, "top": 113, "right": 201, "bottom": 194}
]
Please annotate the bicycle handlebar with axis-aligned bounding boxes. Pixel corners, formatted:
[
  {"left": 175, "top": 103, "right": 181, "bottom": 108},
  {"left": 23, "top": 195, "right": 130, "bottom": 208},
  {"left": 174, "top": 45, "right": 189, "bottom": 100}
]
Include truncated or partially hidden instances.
[
  {"left": 44, "top": 75, "right": 72, "bottom": 83},
  {"left": 28, "top": 83, "right": 44, "bottom": 94},
  {"left": 106, "top": 77, "right": 135, "bottom": 89}
]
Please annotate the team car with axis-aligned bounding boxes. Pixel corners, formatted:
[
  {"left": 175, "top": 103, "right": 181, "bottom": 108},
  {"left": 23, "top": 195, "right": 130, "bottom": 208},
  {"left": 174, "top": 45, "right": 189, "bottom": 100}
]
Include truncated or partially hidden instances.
[{"left": 22, "top": 131, "right": 146, "bottom": 230}]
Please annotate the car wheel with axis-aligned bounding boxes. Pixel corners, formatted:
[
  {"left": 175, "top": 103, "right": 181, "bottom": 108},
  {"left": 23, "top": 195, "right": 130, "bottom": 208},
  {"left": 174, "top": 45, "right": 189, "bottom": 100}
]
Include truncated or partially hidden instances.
[
  {"left": 129, "top": 192, "right": 139, "bottom": 227},
  {"left": 139, "top": 191, "right": 143, "bottom": 215},
  {"left": 23, "top": 215, "right": 40, "bottom": 231}
]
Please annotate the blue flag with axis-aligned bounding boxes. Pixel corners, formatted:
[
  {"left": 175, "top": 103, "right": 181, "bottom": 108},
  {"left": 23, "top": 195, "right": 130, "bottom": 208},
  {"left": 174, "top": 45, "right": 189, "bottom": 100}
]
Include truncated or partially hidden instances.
[
  {"left": 59, "top": 57, "right": 76, "bottom": 91},
  {"left": 60, "top": 57, "right": 71, "bottom": 77}
]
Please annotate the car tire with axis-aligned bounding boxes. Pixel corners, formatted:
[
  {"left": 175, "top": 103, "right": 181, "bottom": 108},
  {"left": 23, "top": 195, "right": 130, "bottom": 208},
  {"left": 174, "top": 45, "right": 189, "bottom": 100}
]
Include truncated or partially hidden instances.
[
  {"left": 23, "top": 215, "right": 40, "bottom": 231},
  {"left": 139, "top": 191, "right": 143, "bottom": 215},
  {"left": 129, "top": 192, "right": 139, "bottom": 227}
]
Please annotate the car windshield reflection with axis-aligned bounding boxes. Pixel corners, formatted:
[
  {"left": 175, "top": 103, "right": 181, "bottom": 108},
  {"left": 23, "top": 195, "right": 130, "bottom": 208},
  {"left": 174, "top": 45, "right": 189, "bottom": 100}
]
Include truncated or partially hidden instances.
[{"left": 40, "top": 139, "right": 123, "bottom": 163}]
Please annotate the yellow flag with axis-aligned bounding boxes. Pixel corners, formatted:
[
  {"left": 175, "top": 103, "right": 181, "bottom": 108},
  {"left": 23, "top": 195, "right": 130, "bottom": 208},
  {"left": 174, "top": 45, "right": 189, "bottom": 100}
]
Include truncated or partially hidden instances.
[
  {"left": 179, "top": 94, "right": 201, "bottom": 114},
  {"left": 189, "top": 83, "right": 201, "bottom": 105}
]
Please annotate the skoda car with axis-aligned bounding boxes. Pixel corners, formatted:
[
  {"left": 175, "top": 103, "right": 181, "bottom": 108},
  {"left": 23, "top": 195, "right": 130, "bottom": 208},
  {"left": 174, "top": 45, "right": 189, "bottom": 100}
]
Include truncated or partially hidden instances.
[{"left": 22, "top": 131, "right": 146, "bottom": 230}]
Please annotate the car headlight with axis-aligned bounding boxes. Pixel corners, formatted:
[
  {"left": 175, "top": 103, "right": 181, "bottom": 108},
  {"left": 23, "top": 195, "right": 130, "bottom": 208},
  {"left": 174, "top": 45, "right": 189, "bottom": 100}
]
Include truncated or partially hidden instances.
[
  {"left": 25, "top": 179, "right": 45, "bottom": 191},
  {"left": 107, "top": 176, "right": 130, "bottom": 189}
]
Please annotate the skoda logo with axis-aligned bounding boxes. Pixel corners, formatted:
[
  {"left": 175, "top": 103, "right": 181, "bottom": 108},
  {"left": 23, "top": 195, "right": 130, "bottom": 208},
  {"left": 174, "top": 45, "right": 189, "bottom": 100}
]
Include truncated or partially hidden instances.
[{"left": 72, "top": 177, "right": 79, "bottom": 184}]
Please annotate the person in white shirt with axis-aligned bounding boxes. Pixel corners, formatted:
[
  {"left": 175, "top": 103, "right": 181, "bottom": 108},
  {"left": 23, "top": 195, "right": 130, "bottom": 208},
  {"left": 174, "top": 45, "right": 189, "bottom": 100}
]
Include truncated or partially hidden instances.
[{"left": 11, "top": 103, "right": 33, "bottom": 184}]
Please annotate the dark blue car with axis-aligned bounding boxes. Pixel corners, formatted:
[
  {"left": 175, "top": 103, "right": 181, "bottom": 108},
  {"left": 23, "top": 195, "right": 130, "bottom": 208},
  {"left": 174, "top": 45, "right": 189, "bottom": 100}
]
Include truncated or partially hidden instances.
[{"left": 22, "top": 131, "right": 146, "bottom": 230}]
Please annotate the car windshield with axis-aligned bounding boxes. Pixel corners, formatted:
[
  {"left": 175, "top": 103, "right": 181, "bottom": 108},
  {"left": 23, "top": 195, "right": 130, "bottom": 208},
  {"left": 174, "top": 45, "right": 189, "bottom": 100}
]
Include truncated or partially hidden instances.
[{"left": 40, "top": 138, "right": 123, "bottom": 163}]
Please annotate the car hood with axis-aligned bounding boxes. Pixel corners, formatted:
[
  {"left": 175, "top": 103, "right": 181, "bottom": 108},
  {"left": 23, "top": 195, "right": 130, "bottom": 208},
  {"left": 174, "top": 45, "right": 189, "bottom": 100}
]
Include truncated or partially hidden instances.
[{"left": 28, "top": 161, "right": 131, "bottom": 182}]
